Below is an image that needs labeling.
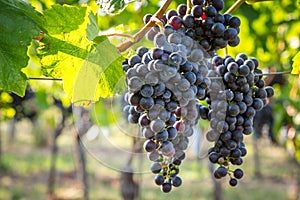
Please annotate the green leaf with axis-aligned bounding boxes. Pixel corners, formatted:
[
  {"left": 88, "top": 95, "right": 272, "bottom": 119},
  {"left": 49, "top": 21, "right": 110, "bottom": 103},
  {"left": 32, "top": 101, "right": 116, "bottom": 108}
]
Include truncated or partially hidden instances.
[
  {"left": 96, "top": 0, "right": 128, "bottom": 15},
  {"left": 86, "top": 12, "right": 99, "bottom": 41},
  {"left": 43, "top": 4, "right": 87, "bottom": 35},
  {"left": 38, "top": 6, "right": 124, "bottom": 105},
  {"left": 73, "top": 36, "right": 125, "bottom": 105},
  {"left": 291, "top": 51, "right": 300, "bottom": 75},
  {"left": 0, "top": 0, "right": 43, "bottom": 96}
]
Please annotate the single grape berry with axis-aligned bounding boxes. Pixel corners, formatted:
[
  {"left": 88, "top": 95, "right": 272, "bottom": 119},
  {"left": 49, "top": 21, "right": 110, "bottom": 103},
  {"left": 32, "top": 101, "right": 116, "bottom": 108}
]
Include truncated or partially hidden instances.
[
  {"left": 161, "top": 182, "right": 172, "bottom": 193},
  {"left": 233, "top": 168, "right": 244, "bottom": 179},
  {"left": 172, "top": 176, "right": 182, "bottom": 187},
  {"left": 154, "top": 175, "right": 165, "bottom": 185},
  {"left": 229, "top": 178, "right": 238, "bottom": 186},
  {"left": 143, "top": 13, "right": 152, "bottom": 24}
]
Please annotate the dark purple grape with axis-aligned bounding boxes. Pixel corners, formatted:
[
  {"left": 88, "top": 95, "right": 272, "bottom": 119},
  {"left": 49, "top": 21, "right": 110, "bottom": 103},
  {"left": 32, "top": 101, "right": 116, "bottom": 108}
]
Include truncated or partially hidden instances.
[
  {"left": 136, "top": 46, "right": 148, "bottom": 57},
  {"left": 183, "top": 14, "right": 196, "bottom": 28},
  {"left": 128, "top": 55, "right": 141, "bottom": 67},
  {"left": 141, "top": 84, "right": 154, "bottom": 97},
  {"left": 169, "top": 16, "right": 183, "bottom": 30},
  {"left": 154, "top": 130, "right": 168, "bottom": 141},
  {"left": 252, "top": 98, "right": 264, "bottom": 111},
  {"left": 209, "top": 152, "right": 219, "bottom": 163},
  {"left": 191, "top": 5, "right": 203, "bottom": 18},
  {"left": 143, "top": 13, "right": 152, "bottom": 24},
  {"left": 234, "top": 168, "right": 244, "bottom": 179},
  {"left": 150, "top": 162, "right": 162, "bottom": 173},
  {"left": 228, "top": 36, "right": 240, "bottom": 47},
  {"left": 150, "top": 48, "right": 163, "bottom": 60},
  {"left": 238, "top": 65, "right": 250, "bottom": 76},
  {"left": 215, "top": 166, "right": 228, "bottom": 177},
  {"left": 205, "top": 5, "right": 217, "bottom": 17},
  {"left": 229, "top": 178, "right": 238, "bottom": 186},
  {"left": 154, "top": 175, "right": 165, "bottom": 185},
  {"left": 224, "top": 28, "right": 238, "bottom": 41},
  {"left": 200, "top": 39, "right": 211, "bottom": 50},
  {"left": 255, "top": 88, "right": 267, "bottom": 99},
  {"left": 240, "top": 147, "right": 247, "bottom": 156},
  {"left": 167, "top": 127, "right": 177, "bottom": 140},
  {"left": 172, "top": 176, "right": 182, "bottom": 187},
  {"left": 211, "top": 22, "right": 225, "bottom": 36},
  {"left": 212, "top": 0, "right": 224, "bottom": 11},
  {"left": 250, "top": 57, "right": 259, "bottom": 68},
  {"left": 223, "top": 14, "right": 232, "bottom": 26},
  {"left": 224, "top": 56, "right": 235, "bottom": 66},
  {"left": 177, "top": 4, "right": 187, "bottom": 16},
  {"left": 224, "top": 72, "right": 236, "bottom": 83},
  {"left": 166, "top": 9, "right": 178, "bottom": 20},
  {"left": 192, "top": 0, "right": 204, "bottom": 5},
  {"left": 202, "top": 17, "right": 214, "bottom": 29},
  {"left": 229, "top": 16, "right": 241, "bottom": 28},
  {"left": 139, "top": 97, "right": 154, "bottom": 110},
  {"left": 265, "top": 86, "right": 274, "bottom": 97},
  {"left": 139, "top": 113, "right": 151, "bottom": 127},
  {"left": 161, "top": 182, "right": 172, "bottom": 193},
  {"left": 144, "top": 139, "right": 157, "bottom": 152}
]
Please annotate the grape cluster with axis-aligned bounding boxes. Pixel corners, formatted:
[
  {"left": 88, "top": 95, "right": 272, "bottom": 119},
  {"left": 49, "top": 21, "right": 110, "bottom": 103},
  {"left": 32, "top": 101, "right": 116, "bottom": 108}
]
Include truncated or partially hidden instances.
[
  {"left": 199, "top": 53, "right": 274, "bottom": 186},
  {"left": 122, "top": 30, "right": 209, "bottom": 192},
  {"left": 144, "top": 0, "right": 241, "bottom": 55}
]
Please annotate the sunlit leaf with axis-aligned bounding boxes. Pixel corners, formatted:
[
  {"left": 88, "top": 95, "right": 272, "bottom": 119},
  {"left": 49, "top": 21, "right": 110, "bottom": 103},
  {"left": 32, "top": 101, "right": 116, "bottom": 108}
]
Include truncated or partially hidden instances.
[
  {"left": 37, "top": 6, "right": 124, "bottom": 105},
  {"left": 43, "top": 4, "right": 87, "bottom": 34},
  {"left": 86, "top": 12, "right": 99, "bottom": 41},
  {"left": 291, "top": 51, "right": 300, "bottom": 75}
]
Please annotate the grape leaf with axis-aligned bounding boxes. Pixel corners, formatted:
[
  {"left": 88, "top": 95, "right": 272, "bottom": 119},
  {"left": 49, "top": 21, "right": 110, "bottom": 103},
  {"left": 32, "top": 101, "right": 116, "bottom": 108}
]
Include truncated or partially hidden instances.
[
  {"left": 291, "top": 51, "right": 300, "bottom": 75},
  {"left": 0, "top": 0, "right": 44, "bottom": 96},
  {"left": 43, "top": 5, "right": 87, "bottom": 34},
  {"left": 38, "top": 6, "right": 124, "bottom": 105},
  {"left": 87, "top": 12, "right": 99, "bottom": 41},
  {"left": 73, "top": 36, "right": 125, "bottom": 105}
]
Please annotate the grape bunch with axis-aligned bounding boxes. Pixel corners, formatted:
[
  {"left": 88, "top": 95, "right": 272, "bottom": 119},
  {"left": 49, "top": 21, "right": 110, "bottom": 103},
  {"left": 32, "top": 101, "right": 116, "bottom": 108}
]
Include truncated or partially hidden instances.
[
  {"left": 199, "top": 53, "right": 274, "bottom": 186},
  {"left": 122, "top": 30, "right": 210, "bottom": 192},
  {"left": 144, "top": 0, "right": 241, "bottom": 55}
]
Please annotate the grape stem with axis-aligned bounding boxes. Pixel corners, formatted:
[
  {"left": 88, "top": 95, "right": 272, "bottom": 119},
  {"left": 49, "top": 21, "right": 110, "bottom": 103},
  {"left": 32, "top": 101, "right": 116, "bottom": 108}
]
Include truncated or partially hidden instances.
[
  {"left": 186, "top": 0, "right": 192, "bottom": 14},
  {"left": 224, "top": 0, "right": 246, "bottom": 14},
  {"left": 151, "top": 16, "right": 165, "bottom": 33},
  {"left": 117, "top": 0, "right": 173, "bottom": 52},
  {"left": 102, "top": 33, "right": 135, "bottom": 41},
  {"left": 29, "top": 77, "right": 63, "bottom": 81}
]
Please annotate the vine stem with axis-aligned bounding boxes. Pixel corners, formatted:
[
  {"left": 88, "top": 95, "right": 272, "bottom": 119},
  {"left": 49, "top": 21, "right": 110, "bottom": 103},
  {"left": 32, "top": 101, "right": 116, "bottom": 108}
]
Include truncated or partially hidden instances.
[
  {"left": 224, "top": 0, "right": 246, "bottom": 14},
  {"left": 29, "top": 77, "right": 63, "bottom": 81},
  {"left": 117, "top": 0, "right": 173, "bottom": 52},
  {"left": 186, "top": 0, "right": 192, "bottom": 14},
  {"left": 102, "top": 33, "right": 135, "bottom": 40}
]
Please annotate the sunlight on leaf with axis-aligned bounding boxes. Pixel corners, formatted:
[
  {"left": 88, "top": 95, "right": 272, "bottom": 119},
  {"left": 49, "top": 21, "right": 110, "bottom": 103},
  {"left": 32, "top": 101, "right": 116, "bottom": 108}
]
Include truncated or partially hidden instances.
[
  {"left": 291, "top": 51, "right": 300, "bottom": 75},
  {"left": 38, "top": 6, "right": 124, "bottom": 105}
]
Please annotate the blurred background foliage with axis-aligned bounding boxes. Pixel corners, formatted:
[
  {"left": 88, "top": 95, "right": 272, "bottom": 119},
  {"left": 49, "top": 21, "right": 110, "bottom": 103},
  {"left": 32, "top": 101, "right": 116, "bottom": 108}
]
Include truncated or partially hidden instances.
[{"left": 0, "top": 0, "right": 300, "bottom": 199}]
